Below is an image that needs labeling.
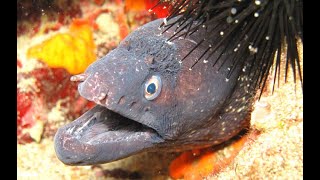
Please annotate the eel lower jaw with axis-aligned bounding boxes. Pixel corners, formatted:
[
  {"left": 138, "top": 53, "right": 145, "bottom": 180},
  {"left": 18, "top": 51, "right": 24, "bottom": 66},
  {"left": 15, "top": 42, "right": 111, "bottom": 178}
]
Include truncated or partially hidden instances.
[{"left": 54, "top": 105, "right": 164, "bottom": 165}]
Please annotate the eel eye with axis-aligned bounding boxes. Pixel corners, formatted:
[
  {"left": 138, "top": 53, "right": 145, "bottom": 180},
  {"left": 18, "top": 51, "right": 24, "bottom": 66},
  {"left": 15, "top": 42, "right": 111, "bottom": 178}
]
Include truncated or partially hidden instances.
[{"left": 144, "top": 75, "right": 162, "bottom": 100}]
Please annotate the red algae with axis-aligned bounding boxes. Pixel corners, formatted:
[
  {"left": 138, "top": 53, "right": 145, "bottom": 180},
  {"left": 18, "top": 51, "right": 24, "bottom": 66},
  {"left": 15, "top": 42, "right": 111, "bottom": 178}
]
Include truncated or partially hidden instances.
[
  {"left": 145, "top": 0, "right": 170, "bottom": 18},
  {"left": 93, "top": 0, "right": 105, "bottom": 6}
]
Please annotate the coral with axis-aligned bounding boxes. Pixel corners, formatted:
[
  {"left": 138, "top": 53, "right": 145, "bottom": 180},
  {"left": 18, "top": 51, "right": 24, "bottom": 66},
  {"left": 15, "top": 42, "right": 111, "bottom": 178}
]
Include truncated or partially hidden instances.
[
  {"left": 93, "top": 0, "right": 105, "bottom": 6},
  {"left": 27, "top": 19, "right": 96, "bottom": 75},
  {"left": 124, "top": 0, "right": 170, "bottom": 18},
  {"left": 17, "top": 88, "right": 47, "bottom": 144},
  {"left": 145, "top": 0, "right": 170, "bottom": 18},
  {"left": 17, "top": 0, "right": 82, "bottom": 37},
  {"left": 125, "top": 0, "right": 146, "bottom": 11},
  {"left": 116, "top": 11, "right": 130, "bottom": 40},
  {"left": 169, "top": 131, "right": 260, "bottom": 180},
  {"left": 17, "top": 63, "right": 94, "bottom": 144}
]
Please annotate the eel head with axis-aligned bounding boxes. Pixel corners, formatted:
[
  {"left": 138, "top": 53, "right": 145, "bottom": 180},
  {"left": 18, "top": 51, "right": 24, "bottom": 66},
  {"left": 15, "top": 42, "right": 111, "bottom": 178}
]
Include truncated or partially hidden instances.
[{"left": 54, "top": 19, "right": 251, "bottom": 165}]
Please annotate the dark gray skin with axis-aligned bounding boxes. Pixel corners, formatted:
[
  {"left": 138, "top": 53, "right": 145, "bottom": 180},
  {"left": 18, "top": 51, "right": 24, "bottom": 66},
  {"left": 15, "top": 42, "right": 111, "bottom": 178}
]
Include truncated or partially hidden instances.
[{"left": 54, "top": 18, "right": 255, "bottom": 165}]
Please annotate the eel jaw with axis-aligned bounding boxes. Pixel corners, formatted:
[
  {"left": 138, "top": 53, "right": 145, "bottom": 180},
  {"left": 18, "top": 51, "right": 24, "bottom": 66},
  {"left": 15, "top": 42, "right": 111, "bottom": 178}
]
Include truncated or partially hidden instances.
[{"left": 54, "top": 105, "right": 164, "bottom": 165}]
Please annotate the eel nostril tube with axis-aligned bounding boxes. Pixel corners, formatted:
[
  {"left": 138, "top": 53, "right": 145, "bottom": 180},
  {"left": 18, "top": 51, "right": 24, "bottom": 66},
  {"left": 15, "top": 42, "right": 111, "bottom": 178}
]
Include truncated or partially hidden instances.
[
  {"left": 98, "top": 92, "right": 108, "bottom": 104},
  {"left": 70, "top": 73, "right": 89, "bottom": 82}
]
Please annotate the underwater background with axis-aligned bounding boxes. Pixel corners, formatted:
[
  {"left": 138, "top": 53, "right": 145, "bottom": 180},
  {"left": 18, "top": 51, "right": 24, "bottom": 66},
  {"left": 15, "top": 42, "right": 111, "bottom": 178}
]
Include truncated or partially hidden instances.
[{"left": 17, "top": 0, "right": 302, "bottom": 179}]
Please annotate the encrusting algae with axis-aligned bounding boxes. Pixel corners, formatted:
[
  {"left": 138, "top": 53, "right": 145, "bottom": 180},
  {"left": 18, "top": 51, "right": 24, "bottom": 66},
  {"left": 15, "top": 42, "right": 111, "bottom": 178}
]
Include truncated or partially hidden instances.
[
  {"left": 27, "top": 19, "right": 96, "bottom": 75},
  {"left": 169, "top": 130, "right": 260, "bottom": 180}
]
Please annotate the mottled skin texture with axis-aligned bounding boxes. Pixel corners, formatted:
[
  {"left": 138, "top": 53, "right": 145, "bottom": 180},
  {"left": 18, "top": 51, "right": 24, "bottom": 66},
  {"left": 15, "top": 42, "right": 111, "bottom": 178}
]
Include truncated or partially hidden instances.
[{"left": 54, "top": 19, "right": 255, "bottom": 165}]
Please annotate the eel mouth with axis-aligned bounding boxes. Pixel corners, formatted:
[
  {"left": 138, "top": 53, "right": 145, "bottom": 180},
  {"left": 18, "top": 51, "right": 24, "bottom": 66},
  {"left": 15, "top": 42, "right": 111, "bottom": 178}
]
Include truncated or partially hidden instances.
[{"left": 54, "top": 105, "right": 164, "bottom": 165}]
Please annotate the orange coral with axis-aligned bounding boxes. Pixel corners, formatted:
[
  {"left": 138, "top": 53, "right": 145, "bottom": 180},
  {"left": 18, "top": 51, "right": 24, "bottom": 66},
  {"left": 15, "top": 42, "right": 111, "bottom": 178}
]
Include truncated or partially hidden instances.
[
  {"left": 169, "top": 131, "right": 260, "bottom": 180},
  {"left": 124, "top": 0, "right": 170, "bottom": 18},
  {"left": 27, "top": 19, "right": 96, "bottom": 75},
  {"left": 125, "top": 0, "right": 146, "bottom": 11}
]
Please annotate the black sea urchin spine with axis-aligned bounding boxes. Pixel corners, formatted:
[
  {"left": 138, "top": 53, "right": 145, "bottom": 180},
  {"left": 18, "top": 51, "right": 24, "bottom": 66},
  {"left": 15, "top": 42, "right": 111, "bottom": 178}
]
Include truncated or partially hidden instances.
[{"left": 154, "top": 0, "right": 303, "bottom": 95}]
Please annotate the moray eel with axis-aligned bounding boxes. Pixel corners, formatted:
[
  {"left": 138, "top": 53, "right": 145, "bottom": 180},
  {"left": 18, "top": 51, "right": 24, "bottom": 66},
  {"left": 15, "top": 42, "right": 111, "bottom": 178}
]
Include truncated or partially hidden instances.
[{"left": 54, "top": 18, "right": 255, "bottom": 165}]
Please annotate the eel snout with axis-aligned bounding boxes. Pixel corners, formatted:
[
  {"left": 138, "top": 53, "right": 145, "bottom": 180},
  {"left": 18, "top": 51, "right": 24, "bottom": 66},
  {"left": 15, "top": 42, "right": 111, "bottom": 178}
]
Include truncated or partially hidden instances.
[
  {"left": 54, "top": 105, "right": 164, "bottom": 165},
  {"left": 54, "top": 128, "right": 99, "bottom": 165},
  {"left": 72, "top": 72, "right": 112, "bottom": 107}
]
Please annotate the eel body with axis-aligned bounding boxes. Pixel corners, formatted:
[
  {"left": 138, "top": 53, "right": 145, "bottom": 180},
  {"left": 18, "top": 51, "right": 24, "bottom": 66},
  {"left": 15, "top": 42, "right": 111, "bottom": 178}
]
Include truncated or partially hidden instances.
[{"left": 54, "top": 0, "right": 302, "bottom": 165}]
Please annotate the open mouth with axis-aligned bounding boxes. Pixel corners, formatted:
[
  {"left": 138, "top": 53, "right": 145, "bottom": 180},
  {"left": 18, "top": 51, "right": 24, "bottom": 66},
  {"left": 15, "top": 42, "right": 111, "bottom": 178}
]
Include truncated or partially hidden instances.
[{"left": 54, "top": 105, "right": 164, "bottom": 165}]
